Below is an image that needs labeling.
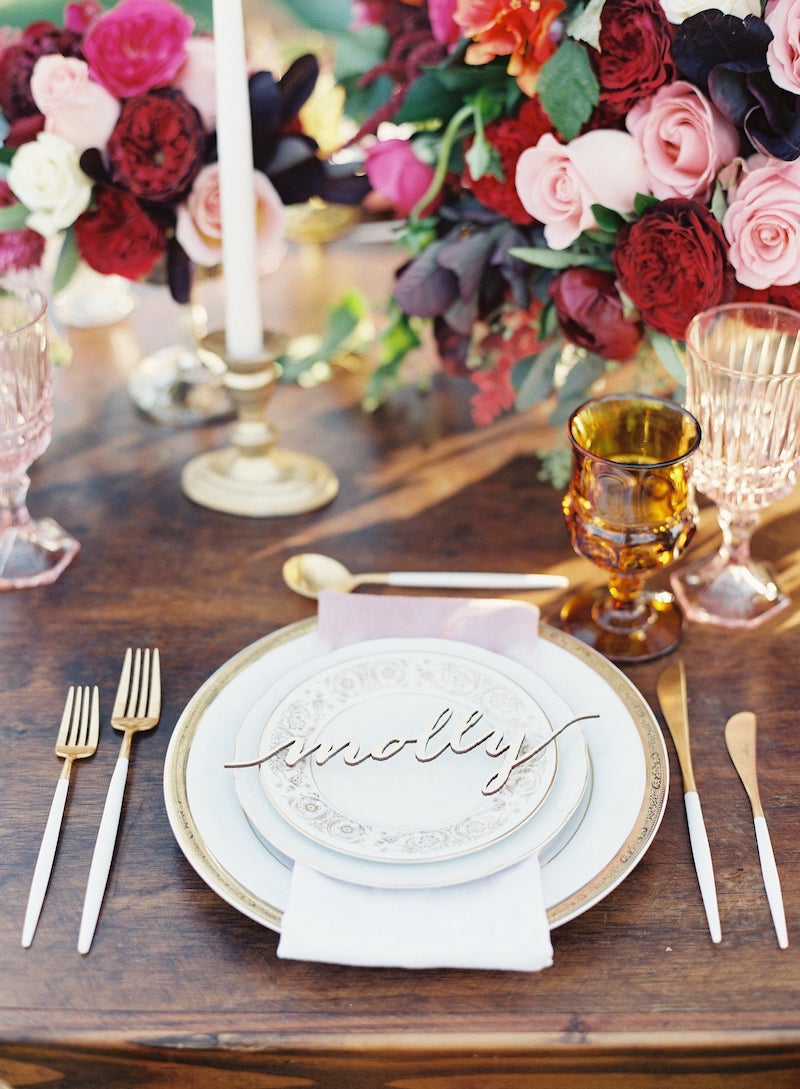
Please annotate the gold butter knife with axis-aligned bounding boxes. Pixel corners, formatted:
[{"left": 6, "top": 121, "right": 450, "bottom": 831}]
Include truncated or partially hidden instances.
[
  {"left": 725, "top": 712, "right": 788, "bottom": 949},
  {"left": 657, "top": 659, "right": 722, "bottom": 944}
]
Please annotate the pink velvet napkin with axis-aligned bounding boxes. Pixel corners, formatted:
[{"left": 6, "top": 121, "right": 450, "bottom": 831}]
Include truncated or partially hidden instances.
[{"left": 276, "top": 590, "right": 554, "bottom": 971}]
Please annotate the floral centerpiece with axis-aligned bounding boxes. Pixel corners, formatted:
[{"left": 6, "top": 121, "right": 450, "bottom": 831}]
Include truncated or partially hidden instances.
[
  {"left": 346, "top": 0, "right": 800, "bottom": 459},
  {"left": 0, "top": 0, "right": 367, "bottom": 305}
]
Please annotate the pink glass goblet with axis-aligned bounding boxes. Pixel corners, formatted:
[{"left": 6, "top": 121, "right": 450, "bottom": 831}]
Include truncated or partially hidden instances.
[
  {"left": 561, "top": 394, "right": 701, "bottom": 663},
  {"left": 0, "top": 281, "right": 79, "bottom": 589},
  {"left": 671, "top": 303, "right": 800, "bottom": 629}
]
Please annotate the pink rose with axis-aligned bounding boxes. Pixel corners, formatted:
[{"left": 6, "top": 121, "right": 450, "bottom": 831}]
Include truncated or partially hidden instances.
[
  {"left": 30, "top": 55, "right": 120, "bottom": 153},
  {"left": 723, "top": 157, "right": 800, "bottom": 289},
  {"left": 82, "top": 0, "right": 194, "bottom": 99},
  {"left": 627, "top": 80, "right": 739, "bottom": 202},
  {"left": 365, "top": 138, "right": 438, "bottom": 216},
  {"left": 765, "top": 0, "right": 800, "bottom": 94},
  {"left": 174, "top": 36, "right": 216, "bottom": 130},
  {"left": 64, "top": 1, "right": 103, "bottom": 34},
  {"left": 515, "top": 131, "right": 649, "bottom": 249},
  {"left": 428, "top": 0, "right": 461, "bottom": 44},
  {"left": 176, "top": 163, "right": 286, "bottom": 273}
]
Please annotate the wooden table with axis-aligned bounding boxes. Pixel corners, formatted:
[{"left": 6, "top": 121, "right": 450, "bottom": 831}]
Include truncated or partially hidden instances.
[{"left": 2, "top": 236, "right": 799, "bottom": 1089}]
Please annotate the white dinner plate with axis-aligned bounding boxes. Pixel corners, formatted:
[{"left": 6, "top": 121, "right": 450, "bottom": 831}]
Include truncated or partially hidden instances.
[
  {"left": 232, "top": 638, "right": 590, "bottom": 887},
  {"left": 164, "top": 620, "right": 669, "bottom": 930}
]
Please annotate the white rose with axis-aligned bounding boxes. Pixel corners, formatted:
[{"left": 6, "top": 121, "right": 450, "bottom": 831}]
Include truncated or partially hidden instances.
[
  {"left": 7, "top": 131, "right": 92, "bottom": 237},
  {"left": 659, "top": 0, "right": 761, "bottom": 24}
]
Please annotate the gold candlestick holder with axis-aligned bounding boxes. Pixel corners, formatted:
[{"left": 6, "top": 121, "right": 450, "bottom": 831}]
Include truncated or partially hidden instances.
[{"left": 180, "top": 329, "right": 339, "bottom": 516}]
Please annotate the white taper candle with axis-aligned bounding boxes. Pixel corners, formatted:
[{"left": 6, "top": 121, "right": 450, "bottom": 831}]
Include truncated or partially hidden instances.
[{"left": 212, "top": 0, "right": 264, "bottom": 359}]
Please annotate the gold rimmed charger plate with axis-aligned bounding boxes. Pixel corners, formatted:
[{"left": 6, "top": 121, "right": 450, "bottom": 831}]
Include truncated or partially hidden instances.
[{"left": 163, "top": 620, "right": 668, "bottom": 931}]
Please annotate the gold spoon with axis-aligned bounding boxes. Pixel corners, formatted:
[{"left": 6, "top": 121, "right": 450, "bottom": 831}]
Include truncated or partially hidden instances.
[
  {"left": 725, "top": 712, "right": 788, "bottom": 949},
  {"left": 282, "top": 552, "right": 570, "bottom": 601}
]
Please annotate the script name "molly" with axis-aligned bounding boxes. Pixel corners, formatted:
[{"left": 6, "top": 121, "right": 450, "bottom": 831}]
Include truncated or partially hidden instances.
[{"left": 238, "top": 708, "right": 564, "bottom": 796}]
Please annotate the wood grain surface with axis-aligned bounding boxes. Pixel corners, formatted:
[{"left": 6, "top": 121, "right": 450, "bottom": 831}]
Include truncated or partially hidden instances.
[{"left": 1, "top": 236, "right": 799, "bottom": 1088}]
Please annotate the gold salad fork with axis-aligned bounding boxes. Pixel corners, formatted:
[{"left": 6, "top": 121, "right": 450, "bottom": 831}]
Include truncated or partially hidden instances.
[
  {"left": 78, "top": 648, "right": 161, "bottom": 954},
  {"left": 22, "top": 686, "right": 100, "bottom": 948}
]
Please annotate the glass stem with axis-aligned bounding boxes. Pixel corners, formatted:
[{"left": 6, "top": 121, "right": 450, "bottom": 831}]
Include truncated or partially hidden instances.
[
  {"left": 596, "top": 572, "right": 649, "bottom": 633},
  {"left": 717, "top": 509, "right": 760, "bottom": 567},
  {"left": 0, "top": 475, "right": 32, "bottom": 531}
]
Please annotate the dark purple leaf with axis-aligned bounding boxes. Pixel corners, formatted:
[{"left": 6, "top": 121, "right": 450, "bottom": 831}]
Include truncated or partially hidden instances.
[
  {"left": 673, "top": 11, "right": 771, "bottom": 89},
  {"left": 166, "top": 236, "right": 193, "bottom": 305},
  {"left": 393, "top": 244, "right": 459, "bottom": 318},
  {"left": 271, "top": 156, "right": 325, "bottom": 204},
  {"left": 278, "top": 54, "right": 319, "bottom": 124}
]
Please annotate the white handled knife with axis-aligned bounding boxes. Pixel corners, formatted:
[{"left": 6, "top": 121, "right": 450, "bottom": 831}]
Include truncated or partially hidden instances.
[
  {"left": 725, "top": 712, "right": 788, "bottom": 949},
  {"left": 657, "top": 659, "right": 722, "bottom": 944}
]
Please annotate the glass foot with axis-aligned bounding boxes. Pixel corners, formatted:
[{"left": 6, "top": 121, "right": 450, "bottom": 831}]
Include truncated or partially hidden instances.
[
  {"left": 127, "top": 344, "right": 235, "bottom": 426},
  {"left": 0, "top": 517, "right": 80, "bottom": 590},
  {"left": 560, "top": 586, "right": 684, "bottom": 663},
  {"left": 670, "top": 552, "right": 790, "bottom": 629},
  {"left": 53, "top": 268, "right": 135, "bottom": 328}
]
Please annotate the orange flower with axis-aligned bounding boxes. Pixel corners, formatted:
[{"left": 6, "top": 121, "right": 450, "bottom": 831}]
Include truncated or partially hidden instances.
[{"left": 455, "top": 0, "right": 566, "bottom": 95}]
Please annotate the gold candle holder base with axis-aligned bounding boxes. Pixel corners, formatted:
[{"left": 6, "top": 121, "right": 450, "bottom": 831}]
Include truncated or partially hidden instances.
[{"left": 180, "top": 330, "right": 339, "bottom": 517}]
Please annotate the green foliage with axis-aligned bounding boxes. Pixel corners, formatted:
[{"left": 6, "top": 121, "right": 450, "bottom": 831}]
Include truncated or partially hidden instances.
[
  {"left": 0, "top": 202, "right": 29, "bottom": 230},
  {"left": 537, "top": 40, "right": 599, "bottom": 141},
  {"left": 278, "top": 290, "right": 373, "bottom": 384},
  {"left": 52, "top": 229, "right": 79, "bottom": 295},
  {"left": 363, "top": 305, "right": 422, "bottom": 412}
]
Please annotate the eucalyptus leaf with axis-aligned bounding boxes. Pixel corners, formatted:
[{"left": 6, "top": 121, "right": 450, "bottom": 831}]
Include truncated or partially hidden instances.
[
  {"left": 0, "top": 203, "right": 31, "bottom": 231},
  {"left": 649, "top": 332, "right": 687, "bottom": 386},
  {"left": 512, "top": 340, "right": 562, "bottom": 410},
  {"left": 52, "top": 231, "right": 79, "bottom": 296},
  {"left": 510, "top": 247, "right": 608, "bottom": 270},
  {"left": 558, "top": 351, "right": 607, "bottom": 400}
]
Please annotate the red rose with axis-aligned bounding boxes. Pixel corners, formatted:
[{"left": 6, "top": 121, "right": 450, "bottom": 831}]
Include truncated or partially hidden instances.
[
  {"left": 464, "top": 98, "right": 554, "bottom": 225},
  {"left": 0, "top": 21, "right": 82, "bottom": 121},
  {"left": 107, "top": 89, "right": 205, "bottom": 203},
  {"left": 74, "top": 186, "right": 165, "bottom": 280},
  {"left": 613, "top": 198, "right": 736, "bottom": 340},
  {"left": 548, "top": 268, "right": 643, "bottom": 360},
  {"left": 593, "top": 0, "right": 674, "bottom": 123}
]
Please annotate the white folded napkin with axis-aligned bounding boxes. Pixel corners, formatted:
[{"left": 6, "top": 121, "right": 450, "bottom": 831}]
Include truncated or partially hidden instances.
[{"left": 276, "top": 590, "right": 554, "bottom": 971}]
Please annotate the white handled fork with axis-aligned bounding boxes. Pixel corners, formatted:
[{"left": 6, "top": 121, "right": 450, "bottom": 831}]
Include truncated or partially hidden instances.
[
  {"left": 78, "top": 648, "right": 161, "bottom": 954},
  {"left": 22, "top": 686, "right": 100, "bottom": 947}
]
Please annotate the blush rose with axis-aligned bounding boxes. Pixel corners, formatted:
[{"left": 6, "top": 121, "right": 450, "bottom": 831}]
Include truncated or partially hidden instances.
[
  {"left": 723, "top": 157, "right": 800, "bottom": 289},
  {"left": 515, "top": 130, "right": 649, "bottom": 249},
  {"left": 627, "top": 80, "right": 739, "bottom": 202},
  {"left": 613, "top": 198, "right": 736, "bottom": 339},
  {"left": 765, "top": 0, "right": 800, "bottom": 95},
  {"left": 30, "top": 55, "right": 120, "bottom": 154},
  {"left": 82, "top": 0, "right": 194, "bottom": 99},
  {"left": 175, "top": 163, "right": 287, "bottom": 274}
]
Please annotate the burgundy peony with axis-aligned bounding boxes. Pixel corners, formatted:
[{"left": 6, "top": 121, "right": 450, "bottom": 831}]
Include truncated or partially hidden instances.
[
  {"left": 464, "top": 98, "right": 553, "bottom": 225},
  {"left": 548, "top": 268, "right": 643, "bottom": 360},
  {"left": 74, "top": 185, "right": 164, "bottom": 279},
  {"left": 613, "top": 198, "right": 736, "bottom": 340},
  {"left": 593, "top": 0, "right": 674, "bottom": 123},
  {"left": 0, "top": 21, "right": 82, "bottom": 121},
  {"left": 0, "top": 179, "right": 46, "bottom": 273},
  {"left": 106, "top": 89, "right": 205, "bottom": 202}
]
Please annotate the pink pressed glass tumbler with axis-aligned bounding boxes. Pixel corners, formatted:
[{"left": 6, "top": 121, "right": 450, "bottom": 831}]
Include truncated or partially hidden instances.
[
  {"left": 671, "top": 303, "right": 800, "bottom": 628},
  {"left": 0, "top": 280, "right": 79, "bottom": 589}
]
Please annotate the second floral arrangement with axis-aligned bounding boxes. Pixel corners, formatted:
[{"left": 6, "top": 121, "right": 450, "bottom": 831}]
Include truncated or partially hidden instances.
[{"left": 348, "top": 0, "right": 800, "bottom": 435}]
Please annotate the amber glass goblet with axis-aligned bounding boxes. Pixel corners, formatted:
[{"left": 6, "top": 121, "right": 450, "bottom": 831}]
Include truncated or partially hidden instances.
[{"left": 561, "top": 394, "right": 701, "bottom": 663}]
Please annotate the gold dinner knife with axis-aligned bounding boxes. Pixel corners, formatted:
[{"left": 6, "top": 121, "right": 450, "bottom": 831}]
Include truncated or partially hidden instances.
[
  {"left": 725, "top": 712, "right": 788, "bottom": 949},
  {"left": 656, "top": 659, "right": 722, "bottom": 944}
]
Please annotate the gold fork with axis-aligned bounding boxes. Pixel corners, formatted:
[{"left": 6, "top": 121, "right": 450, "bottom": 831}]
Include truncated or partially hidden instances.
[
  {"left": 78, "top": 648, "right": 161, "bottom": 954},
  {"left": 22, "top": 686, "right": 100, "bottom": 948}
]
